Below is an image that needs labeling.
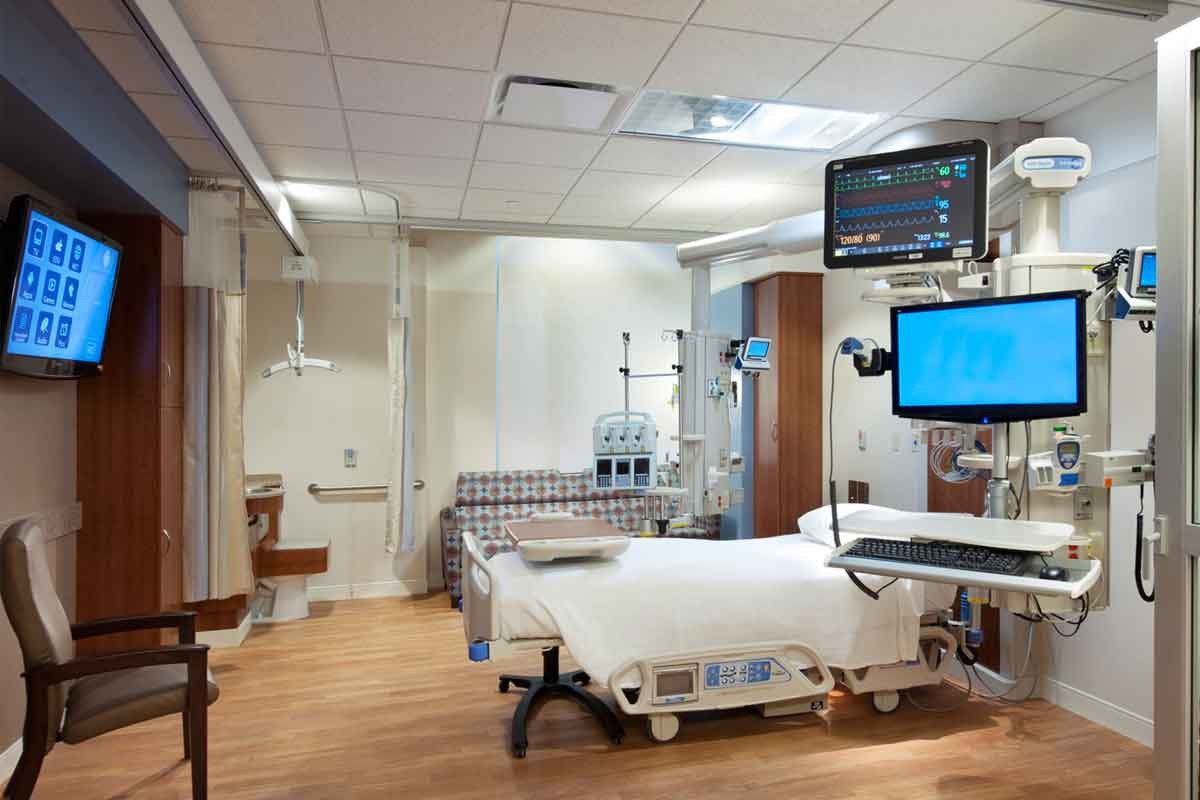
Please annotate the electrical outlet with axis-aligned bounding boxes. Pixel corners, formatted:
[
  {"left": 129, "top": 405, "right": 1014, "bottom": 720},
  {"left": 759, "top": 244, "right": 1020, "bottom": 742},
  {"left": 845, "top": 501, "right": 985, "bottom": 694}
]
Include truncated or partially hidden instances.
[
  {"left": 910, "top": 432, "right": 922, "bottom": 453},
  {"left": 857, "top": 429, "right": 867, "bottom": 451},
  {"left": 344, "top": 448, "right": 357, "bottom": 468},
  {"left": 890, "top": 432, "right": 901, "bottom": 454}
]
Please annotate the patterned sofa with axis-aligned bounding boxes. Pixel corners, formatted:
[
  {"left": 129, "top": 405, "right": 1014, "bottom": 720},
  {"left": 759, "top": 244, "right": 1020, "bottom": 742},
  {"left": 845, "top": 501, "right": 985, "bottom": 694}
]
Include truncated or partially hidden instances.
[{"left": 440, "top": 468, "right": 716, "bottom": 607}]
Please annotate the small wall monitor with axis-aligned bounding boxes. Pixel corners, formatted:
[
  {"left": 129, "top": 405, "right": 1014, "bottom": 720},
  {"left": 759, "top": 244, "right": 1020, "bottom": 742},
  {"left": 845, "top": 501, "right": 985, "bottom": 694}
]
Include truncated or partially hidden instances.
[
  {"left": 825, "top": 139, "right": 990, "bottom": 270},
  {"left": 1, "top": 195, "right": 122, "bottom": 378},
  {"left": 1129, "top": 245, "right": 1156, "bottom": 298},
  {"left": 890, "top": 291, "right": 1087, "bottom": 424}
]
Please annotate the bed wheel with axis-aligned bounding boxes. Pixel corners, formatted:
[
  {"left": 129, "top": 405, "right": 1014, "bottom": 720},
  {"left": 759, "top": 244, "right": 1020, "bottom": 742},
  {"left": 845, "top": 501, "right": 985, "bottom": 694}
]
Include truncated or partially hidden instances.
[
  {"left": 646, "top": 713, "right": 680, "bottom": 743},
  {"left": 872, "top": 691, "right": 901, "bottom": 714},
  {"left": 499, "top": 678, "right": 510, "bottom": 693}
]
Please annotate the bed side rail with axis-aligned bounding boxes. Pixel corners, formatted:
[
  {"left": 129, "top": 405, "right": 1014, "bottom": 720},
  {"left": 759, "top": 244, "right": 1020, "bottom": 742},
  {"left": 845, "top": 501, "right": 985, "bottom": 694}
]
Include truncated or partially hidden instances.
[
  {"left": 462, "top": 531, "right": 500, "bottom": 647},
  {"left": 607, "top": 641, "right": 836, "bottom": 716}
]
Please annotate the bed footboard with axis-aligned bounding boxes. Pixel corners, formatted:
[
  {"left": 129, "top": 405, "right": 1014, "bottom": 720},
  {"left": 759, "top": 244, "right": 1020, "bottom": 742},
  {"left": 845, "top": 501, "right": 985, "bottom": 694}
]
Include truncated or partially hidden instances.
[{"left": 462, "top": 531, "right": 500, "bottom": 646}]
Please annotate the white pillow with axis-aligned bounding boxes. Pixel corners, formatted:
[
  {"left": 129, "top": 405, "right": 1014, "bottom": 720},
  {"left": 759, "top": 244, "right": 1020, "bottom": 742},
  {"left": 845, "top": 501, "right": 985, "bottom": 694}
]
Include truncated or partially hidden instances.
[{"left": 796, "top": 503, "right": 889, "bottom": 547}]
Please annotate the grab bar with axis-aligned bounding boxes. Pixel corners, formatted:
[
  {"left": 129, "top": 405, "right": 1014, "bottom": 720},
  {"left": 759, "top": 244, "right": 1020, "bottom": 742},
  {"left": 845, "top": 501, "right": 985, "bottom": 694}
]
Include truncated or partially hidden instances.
[{"left": 307, "top": 480, "right": 425, "bottom": 496}]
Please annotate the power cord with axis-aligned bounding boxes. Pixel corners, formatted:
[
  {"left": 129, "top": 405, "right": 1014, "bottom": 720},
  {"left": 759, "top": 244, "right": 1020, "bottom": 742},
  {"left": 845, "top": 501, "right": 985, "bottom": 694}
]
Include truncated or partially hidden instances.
[
  {"left": 1134, "top": 483, "right": 1155, "bottom": 603},
  {"left": 829, "top": 339, "right": 890, "bottom": 602}
]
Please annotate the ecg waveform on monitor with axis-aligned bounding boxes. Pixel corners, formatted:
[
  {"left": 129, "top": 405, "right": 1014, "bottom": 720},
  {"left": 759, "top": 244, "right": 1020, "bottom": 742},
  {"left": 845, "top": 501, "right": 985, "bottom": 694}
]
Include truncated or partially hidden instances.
[
  {"left": 837, "top": 198, "right": 937, "bottom": 220},
  {"left": 835, "top": 215, "right": 939, "bottom": 234}
]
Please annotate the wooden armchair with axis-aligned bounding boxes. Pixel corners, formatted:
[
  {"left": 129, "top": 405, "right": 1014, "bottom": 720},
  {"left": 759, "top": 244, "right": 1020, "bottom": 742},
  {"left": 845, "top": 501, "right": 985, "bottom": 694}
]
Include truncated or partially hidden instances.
[{"left": 1, "top": 519, "right": 218, "bottom": 800}]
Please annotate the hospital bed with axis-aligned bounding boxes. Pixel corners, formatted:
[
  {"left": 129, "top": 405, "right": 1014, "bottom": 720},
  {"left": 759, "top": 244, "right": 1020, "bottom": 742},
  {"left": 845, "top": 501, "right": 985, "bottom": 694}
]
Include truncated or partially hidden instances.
[{"left": 463, "top": 504, "right": 962, "bottom": 753}]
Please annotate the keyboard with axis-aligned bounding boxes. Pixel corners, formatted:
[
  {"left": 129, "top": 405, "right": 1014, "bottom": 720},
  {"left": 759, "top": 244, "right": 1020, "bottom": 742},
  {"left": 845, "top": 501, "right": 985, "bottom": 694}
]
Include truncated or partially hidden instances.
[{"left": 842, "top": 537, "right": 1030, "bottom": 576}]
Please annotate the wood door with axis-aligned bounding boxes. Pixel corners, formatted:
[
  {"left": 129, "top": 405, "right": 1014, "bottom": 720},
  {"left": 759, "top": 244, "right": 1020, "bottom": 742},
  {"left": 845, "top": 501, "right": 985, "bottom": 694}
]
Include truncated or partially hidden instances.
[
  {"left": 159, "top": 226, "right": 184, "bottom": 408},
  {"left": 776, "top": 274, "right": 823, "bottom": 531},
  {"left": 160, "top": 405, "right": 183, "bottom": 612},
  {"left": 753, "top": 277, "right": 781, "bottom": 537}
]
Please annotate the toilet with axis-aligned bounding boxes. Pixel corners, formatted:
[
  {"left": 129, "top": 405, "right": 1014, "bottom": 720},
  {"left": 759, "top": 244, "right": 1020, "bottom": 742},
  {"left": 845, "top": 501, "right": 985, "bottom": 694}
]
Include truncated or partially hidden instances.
[{"left": 253, "top": 538, "right": 330, "bottom": 622}]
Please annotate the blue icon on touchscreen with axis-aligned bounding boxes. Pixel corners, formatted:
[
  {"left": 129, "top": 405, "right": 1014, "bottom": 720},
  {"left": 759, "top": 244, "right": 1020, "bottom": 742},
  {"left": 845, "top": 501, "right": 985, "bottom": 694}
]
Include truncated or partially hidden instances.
[
  {"left": 19, "top": 263, "right": 39, "bottom": 302},
  {"left": 62, "top": 277, "right": 78, "bottom": 311},
  {"left": 49, "top": 231, "right": 67, "bottom": 266},
  {"left": 27, "top": 222, "right": 46, "bottom": 257},
  {"left": 35, "top": 312, "right": 53, "bottom": 346},
  {"left": 68, "top": 239, "right": 85, "bottom": 272},
  {"left": 12, "top": 307, "right": 32, "bottom": 343},
  {"left": 54, "top": 317, "right": 72, "bottom": 349},
  {"left": 42, "top": 271, "right": 60, "bottom": 306}
]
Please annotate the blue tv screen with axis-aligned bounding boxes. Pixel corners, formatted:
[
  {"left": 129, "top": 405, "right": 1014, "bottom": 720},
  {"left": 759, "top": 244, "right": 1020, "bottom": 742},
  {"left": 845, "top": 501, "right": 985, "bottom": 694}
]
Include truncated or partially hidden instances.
[
  {"left": 890, "top": 291, "right": 1087, "bottom": 424},
  {"left": 2, "top": 197, "right": 121, "bottom": 378}
]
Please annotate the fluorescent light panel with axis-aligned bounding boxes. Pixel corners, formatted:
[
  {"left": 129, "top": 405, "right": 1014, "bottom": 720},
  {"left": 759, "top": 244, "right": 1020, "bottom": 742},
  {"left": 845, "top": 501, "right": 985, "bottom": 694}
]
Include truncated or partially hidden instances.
[{"left": 620, "top": 90, "right": 880, "bottom": 151}]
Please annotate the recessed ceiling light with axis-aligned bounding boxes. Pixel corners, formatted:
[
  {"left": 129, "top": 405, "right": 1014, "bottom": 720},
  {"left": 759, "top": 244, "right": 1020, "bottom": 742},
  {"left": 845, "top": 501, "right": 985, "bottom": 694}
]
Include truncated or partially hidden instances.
[{"left": 619, "top": 90, "right": 881, "bottom": 151}]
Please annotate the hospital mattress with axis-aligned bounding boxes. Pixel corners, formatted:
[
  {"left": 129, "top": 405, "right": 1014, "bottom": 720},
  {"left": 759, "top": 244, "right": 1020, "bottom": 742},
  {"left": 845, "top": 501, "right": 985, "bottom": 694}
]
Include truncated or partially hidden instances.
[{"left": 488, "top": 531, "right": 956, "bottom": 687}]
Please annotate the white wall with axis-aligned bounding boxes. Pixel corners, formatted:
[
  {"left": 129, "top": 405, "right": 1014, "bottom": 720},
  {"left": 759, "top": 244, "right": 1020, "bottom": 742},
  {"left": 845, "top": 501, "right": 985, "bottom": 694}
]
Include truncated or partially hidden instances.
[
  {"left": 0, "top": 165, "right": 79, "bottom": 762},
  {"left": 243, "top": 232, "right": 433, "bottom": 597},
  {"left": 1037, "top": 73, "right": 1158, "bottom": 742}
]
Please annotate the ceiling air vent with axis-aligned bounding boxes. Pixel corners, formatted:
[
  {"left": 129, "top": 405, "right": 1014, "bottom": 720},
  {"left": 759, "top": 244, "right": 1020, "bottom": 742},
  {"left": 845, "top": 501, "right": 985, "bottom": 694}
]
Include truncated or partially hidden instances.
[
  {"left": 495, "top": 76, "right": 620, "bottom": 131},
  {"left": 1036, "top": 0, "right": 1166, "bottom": 19}
]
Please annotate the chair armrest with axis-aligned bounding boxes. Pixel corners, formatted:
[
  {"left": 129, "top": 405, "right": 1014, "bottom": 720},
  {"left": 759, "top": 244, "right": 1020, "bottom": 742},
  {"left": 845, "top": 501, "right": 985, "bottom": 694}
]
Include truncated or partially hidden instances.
[
  {"left": 29, "top": 644, "right": 210, "bottom": 686},
  {"left": 71, "top": 611, "right": 197, "bottom": 644}
]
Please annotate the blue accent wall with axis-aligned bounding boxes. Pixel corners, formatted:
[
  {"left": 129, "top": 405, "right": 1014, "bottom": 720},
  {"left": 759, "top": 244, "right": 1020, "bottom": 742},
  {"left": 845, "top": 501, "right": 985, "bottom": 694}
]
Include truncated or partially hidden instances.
[
  {"left": 0, "top": 0, "right": 189, "bottom": 229},
  {"left": 711, "top": 283, "right": 755, "bottom": 539}
]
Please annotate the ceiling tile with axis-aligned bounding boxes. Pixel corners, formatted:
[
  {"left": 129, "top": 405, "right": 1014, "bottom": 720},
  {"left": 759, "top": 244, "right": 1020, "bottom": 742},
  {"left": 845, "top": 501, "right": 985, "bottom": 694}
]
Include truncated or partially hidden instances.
[
  {"left": 549, "top": 213, "right": 640, "bottom": 228},
  {"left": 200, "top": 44, "right": 338, "bottom": 106},
  {"left": 174, "top": 0, "right": 325, "bottom": 52},
  {"left": 321, "top": 0, "right": 508, "bottom": 71},
  {"left": 50, "top": 0, "right": 131, "bottom": 32},
  {"left": 835, "top": 115, "right": 928, "bottom": 158},
  {"left": 784, "top": 46, "right": 967, "bottom": 113},
  {"left": 556, "top": 191, "right": 656, "bottom": 220},
  {"left": 633, "top": 214, "right": 711, "bottom": 231},
  {"left": 649, "top": 26, "right": 832, "bottom": 99},
  {"left": 906, "top": 63, "right": 1091, "bottom": 122},
  {"left": 334, "top": 58, "right": 492, "bottom": 120},
  {"left": 476, "top": 125, "right": 605, "bottom": 168},
  {"left": 79, "top": 31, "right": 177, "bottom": 94},
  {"left": 260, "top": 145, "right": 356, "bottom": 180},
  {"left": 693, "top": 0, "right": 889, "bottom": 41},
  {"left": 533, "top": 0, "right": 700, "bottom": 21},
  {"left": 720, "top": 183, "right": 824, "bottom": 228},
  {"left": 850, "top": 0, "right": 1056, "bottom": 60},
  {"left": 363, "top": 184, "right": 465, "bottom": 215},
  {"left": 284, "top": 185, "right": 365, "bottom": 214},
  {"left": 167, "top": 137, "right": 237, "bottom": 174},
  {"left": 347, "top": 111, "right": 479, "bottom": 158},
  {"left": 355, "top": 152, "right": 473, "bottom": 186},
  {"left": 130, "top": 93, "right": 210, "bottom": 139},
  {"left": 498, "top": 4, "right": 679, "bottom": 87},
  {"left": 233, "top": 102, "right": 348, "bottom": 148},
  {"left": 644, "top": 178, "right": 759, "bottom": 224},
  {"left": 571, "top": 170, "right": 683, "bottom": 205},
  {"left": 303, "top": 222, "right": 372, "bottom": 237},
  {"left": 1110, "top": 54, "right": 1155, "bottom": 80},
  {"left": 987, "top": 2, "right": 1200, "bottom": 76},
  {"left": 689, "top": 148, "right": 827, "bottom": 185},
  {"left": 469, "top": 162, "right": 582, "bottom": 194},
  {"left": 1021, "top": 78, "right": 1124, "bottom": 122},
  {"left": 463, "top": 188, "right": 564, "bottom": 215},
  {"left": 592, "top": 136, "right": 722, "bottom": 176}
]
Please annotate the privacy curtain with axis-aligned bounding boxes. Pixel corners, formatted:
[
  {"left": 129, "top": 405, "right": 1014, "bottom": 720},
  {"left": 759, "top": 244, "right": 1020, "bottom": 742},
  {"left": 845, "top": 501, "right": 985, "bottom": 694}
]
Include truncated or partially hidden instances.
[
  {"left": 181, "top": 190, "right": 254, "bottom": 600},
  {"left": 385, "top": 236, "right": 415, "bottom": 553}
]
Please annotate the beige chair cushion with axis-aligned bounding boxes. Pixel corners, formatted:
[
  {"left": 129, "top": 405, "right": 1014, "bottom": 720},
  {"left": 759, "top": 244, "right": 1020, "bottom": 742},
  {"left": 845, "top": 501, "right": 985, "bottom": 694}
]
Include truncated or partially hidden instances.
[
  {"left": 1, "top": 520, "right": 76, "bottom": 752},
  {"left": 63, "top": 664, "right": 219, "bottom": 744}
]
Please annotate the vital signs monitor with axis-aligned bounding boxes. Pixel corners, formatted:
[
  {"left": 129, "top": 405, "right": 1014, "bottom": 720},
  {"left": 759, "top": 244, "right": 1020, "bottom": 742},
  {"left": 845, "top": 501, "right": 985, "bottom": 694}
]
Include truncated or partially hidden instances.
[
  {"left": 825, "top": 139, "right": 990, "bottom": 270},
  {"left": 890, "top": 291, "right": 1087, "bottom": 424}
]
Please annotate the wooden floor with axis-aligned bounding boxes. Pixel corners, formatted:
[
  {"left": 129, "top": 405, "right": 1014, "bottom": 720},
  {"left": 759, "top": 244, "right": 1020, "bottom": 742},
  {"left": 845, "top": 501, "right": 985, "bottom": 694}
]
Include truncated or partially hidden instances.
[{"left": 28, "top": 595, "right": 1152, "bottom": 799}]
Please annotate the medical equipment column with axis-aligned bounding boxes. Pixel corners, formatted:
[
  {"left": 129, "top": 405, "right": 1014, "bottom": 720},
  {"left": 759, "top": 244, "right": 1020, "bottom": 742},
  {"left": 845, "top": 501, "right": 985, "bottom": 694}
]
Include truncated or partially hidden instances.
[{"left": 1152, "top": 19, "right": 1200, "bottom": 800}]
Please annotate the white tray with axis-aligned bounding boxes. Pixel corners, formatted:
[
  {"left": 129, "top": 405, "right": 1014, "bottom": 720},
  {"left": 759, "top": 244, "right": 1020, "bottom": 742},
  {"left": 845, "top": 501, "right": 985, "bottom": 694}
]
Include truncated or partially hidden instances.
[
  {"left": 837, "top": 509, "right": 1073, "bottom": 553},
  {"left": 517, "top": 537, "right": 630, "bottom": 562}
]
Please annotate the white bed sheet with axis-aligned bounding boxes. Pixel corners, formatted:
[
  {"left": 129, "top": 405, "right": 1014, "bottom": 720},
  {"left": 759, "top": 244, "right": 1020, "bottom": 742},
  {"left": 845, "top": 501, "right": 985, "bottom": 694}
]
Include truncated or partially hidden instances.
[{"left": 489, "top": 530, "right": 951, "bottom": 687}]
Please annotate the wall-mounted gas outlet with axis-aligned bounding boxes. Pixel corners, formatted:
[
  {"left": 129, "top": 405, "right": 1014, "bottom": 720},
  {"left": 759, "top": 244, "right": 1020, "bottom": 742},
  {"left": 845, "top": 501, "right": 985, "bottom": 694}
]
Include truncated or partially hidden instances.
[{"left": 344, "top": 448, "right": 357, "bottom": 468}]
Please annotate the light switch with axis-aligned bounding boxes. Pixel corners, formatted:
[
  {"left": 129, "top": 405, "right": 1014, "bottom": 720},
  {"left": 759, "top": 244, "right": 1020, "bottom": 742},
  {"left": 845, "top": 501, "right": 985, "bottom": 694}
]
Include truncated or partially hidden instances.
[
  {"left": 344, "top": 448, "right": 357, "bottom": 468},
  {"left": 857, "top": 429, "right": 867, "bottom": 451}
]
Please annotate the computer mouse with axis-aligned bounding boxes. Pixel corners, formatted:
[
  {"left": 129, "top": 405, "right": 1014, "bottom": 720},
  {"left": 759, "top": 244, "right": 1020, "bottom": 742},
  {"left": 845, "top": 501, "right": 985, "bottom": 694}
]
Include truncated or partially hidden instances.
[{"left": 1039, "top": 565, "right": 1070, "bottom": 581}]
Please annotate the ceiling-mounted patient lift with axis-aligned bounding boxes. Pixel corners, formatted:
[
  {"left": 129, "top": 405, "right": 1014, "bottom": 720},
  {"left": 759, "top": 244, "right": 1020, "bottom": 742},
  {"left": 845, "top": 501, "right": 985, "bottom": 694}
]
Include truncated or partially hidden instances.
[{"left": 262, "top": 258, "right": 340, "bottom": 378}]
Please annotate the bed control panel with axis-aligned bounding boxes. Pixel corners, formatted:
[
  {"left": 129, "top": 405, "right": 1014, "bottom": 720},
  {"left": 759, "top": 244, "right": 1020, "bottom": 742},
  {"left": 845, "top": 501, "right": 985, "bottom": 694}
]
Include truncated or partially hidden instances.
[{"left": 704, "top": 658, "right": 790, "bottom": 690}]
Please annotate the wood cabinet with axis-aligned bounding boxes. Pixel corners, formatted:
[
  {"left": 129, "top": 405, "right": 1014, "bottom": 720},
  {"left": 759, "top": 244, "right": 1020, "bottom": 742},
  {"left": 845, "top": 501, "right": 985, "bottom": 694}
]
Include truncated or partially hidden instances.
[
  {"left": 753, "top": 273, "right": 823, "bottom": 537},
  {"left": 76, "top": 213, "right": 184, "bottom": 653}
]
